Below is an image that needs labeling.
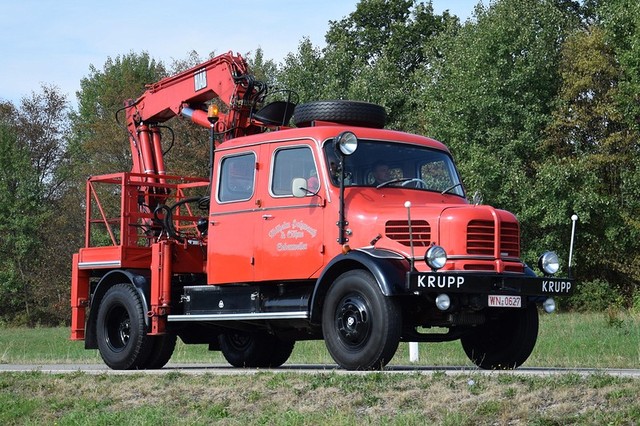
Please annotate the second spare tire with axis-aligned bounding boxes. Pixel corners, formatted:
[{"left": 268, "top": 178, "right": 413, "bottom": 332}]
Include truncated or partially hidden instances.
[{"left": 293, "top": 100, "right": 386, "bottom": 129}]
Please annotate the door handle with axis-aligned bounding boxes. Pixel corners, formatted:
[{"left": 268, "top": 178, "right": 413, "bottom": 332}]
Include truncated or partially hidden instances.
[{"left": 262, "top": 214, "right": 273, "bottom": 220}]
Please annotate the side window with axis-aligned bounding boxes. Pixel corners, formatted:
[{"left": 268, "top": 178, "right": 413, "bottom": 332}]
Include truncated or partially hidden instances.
[
  {"left": 271, "top": 146, "right": 318, "bottom": 196},
  {"left": 218, "top": 153, "right": 256, "bottom": 202}
]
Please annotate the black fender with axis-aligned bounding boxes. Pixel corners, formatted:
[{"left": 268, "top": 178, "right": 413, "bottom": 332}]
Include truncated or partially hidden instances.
[
  {"left": 524, "top": 264, "right": 548, "bottom": 304},
  {"left": 84, "top": 269, "right": 150, "bottom": 349},
  {"left": 309, "top": 248, "right": 410, "bottom": 324}
]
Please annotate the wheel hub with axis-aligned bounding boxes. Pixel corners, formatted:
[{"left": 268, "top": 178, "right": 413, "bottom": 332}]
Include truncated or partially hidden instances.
[
  {"left": 105, "top": 306, "right": 130, "bottom": 352},
  {"left": 118, "top": 319, "right": 131, "bottom": 345},
  {"left": 336, "top": 295, "right": 370, "bottom": 346}
]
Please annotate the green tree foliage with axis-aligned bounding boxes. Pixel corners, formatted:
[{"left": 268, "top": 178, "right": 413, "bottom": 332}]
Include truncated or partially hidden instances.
[
  {"left": 536, "top": 27, "right": 640, "bottom": 282},
  {"left": 245, "top": 48, "right": 279, "bottom": 88},
  {"left": 0, "top": 86, "right": 78, "bottom": 325},
  {"left": 0, "top": 123, "right": 47, "bottom": 324},
  {"left": 14, "top": 84, "right": 71, "bottom": 200},
  {"left": 280, "top": 0, "right": 455, "bottom": 129},
  {"left": 598, "top": 0, "right": 640, "bottom": 131},
  {"left": 71, "top": 52, "right": 167, "bottom": 176},
  {"left": 279, "top": 38, "right": 333, "bottom": 104},
  {"left": 418, "top": 0, "right": 585, "bottom": 271},
  {"left": 538, "top": 7, "right": 640, "bottom": 296},
  {"left": 596, "top": 0, "right": 640, "bottom": 297},
  {"left": 421, "top": 0, "right": 580, "bottom": 201}
]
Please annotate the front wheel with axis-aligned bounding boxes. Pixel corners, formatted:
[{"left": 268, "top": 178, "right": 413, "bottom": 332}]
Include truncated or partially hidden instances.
[
  {"left": 322, "top": 270, "right": 401, "bottom": 370},
  {"left": 96, "top": 284, "right": 152, "bottom": 370},
  {"left": 461, "top": 303, "right": 539, "bottom": 370}
]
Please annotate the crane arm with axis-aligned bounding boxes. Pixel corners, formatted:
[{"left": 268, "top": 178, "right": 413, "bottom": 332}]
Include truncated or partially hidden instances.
[{"left": 124, "top": 51, "right": 271, "bottom": 177}]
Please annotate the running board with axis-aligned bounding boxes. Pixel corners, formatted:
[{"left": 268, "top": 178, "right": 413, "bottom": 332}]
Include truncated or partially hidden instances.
[{"left": 167, "top": 311, "right": 309, "bottom": 322}]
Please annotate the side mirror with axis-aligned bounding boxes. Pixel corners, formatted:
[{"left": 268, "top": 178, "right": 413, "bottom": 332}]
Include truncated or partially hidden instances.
[{"left": 292, "top": 178, "right": 308, "bottom": 198}]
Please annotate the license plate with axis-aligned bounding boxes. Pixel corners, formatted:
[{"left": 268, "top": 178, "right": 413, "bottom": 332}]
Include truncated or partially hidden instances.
[{"left": 488, "top": 295, "right": 521, "bottom": 308}]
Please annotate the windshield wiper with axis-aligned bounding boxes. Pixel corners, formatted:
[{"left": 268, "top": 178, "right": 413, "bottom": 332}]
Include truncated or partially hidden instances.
[{"left": 441, "top": 183, "right": 463, "bottom": 195}]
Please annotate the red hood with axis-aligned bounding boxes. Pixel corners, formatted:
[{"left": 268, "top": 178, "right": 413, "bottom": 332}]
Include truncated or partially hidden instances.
[{"left": 343, "top": 188, "right": 519, "bottom": 260}]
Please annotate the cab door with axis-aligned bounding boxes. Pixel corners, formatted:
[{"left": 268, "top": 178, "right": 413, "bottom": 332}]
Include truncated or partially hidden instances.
[
  {"left": 255, "top": 141, "right": 325, "bottom": 281},
  {"left": 207, "top": 150, "right": 259, "bottom": 284}
]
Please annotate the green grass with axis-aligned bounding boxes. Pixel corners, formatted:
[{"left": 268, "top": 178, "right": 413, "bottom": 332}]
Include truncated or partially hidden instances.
[
  {"left": 1, "top": 312, "right": 639, "bottom": 424},
  {"left": 1, "top": 370, "right": 639, "bottom": 424},
  {"left": 1, "top": 311, "right": 639, "bottom": 368}
]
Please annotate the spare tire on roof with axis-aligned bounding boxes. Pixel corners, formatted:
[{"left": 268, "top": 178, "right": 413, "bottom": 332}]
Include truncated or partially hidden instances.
[{"left": 293, "top": 100, "right": 386, "bottom": 129}]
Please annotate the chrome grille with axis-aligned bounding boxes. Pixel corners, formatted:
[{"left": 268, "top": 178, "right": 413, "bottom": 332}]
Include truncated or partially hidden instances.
[
  {"left": 466, "top": 220, "right": 520, "bottom": 257},
  {"left": 385, "top": 220, "right": 431, "bottom": 247},
  {"left": 467, "top": 220, "right": 494, "bottom": 255},
  {"left": 500, "top": 222, "right": 520, "bottom": 257}
]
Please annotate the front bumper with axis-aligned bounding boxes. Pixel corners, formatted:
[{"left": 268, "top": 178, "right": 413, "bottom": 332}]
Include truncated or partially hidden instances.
[{"left": 406, "top": 271, "right": 574, "bottom": 297}]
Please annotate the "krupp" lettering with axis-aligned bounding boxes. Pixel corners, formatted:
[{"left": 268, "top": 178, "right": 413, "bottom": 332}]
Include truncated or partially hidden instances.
[
  {"left": 416, "top": 275, "right": 465, "bottom": 289},
  {"left": 542, "top": 280, "right": 572, "bottom": 293}
]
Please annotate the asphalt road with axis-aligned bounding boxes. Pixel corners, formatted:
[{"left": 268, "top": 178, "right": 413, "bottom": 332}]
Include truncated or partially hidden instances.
[{"left": 2, "top": 363, "right": 640, "bottom": 377}]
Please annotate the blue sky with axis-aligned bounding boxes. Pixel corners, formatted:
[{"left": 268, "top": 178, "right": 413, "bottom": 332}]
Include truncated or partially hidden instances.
[{"left": 0, "top": 1, "right": 483, "bottom": 107}]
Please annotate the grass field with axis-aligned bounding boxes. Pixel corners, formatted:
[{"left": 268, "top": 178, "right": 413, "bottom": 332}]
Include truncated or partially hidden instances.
[
  {"left": 1, "top": 368, "right": 640, "bottom": 424},
  {"left": 1, "top": 311, "right": 639, "bottom": 424}
]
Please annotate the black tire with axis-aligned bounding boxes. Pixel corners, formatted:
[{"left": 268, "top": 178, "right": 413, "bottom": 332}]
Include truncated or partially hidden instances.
[
  {"left": 461, "top": 303, "right": 539, "bottom": 370},
  {"left": 219, "top": 331, "right": 295, "bottom": 368},
  {"left": 96, "top": 284, "right": 153, "bottom": 370},
  {"left": 322, "top": 270, "right": 401, "bottom": 370},
  {"left": 143, "top": 333, "right": 177, "bottom": 369},
  {"left": 293, "top": 100, "right": 386, "bottom": 129}
]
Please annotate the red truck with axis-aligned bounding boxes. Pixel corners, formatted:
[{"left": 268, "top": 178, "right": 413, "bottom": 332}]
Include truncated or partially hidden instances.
[{"left": 70, "top": 51, "right": 575, "bottom": 370}]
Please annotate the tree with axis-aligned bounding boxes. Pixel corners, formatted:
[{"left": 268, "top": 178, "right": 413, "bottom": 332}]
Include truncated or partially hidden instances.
[
  {"left": 278, "top": 38, "right": 333, "bottom": 104},
  {"left": 0, "top": 86, "right": 79, "bottom": 325},
  {"left": 598, "top": 0, "right": 640, "bottom": 132},
  {"left": 14, "top": 84, "right": 71, "bottom": 201},
  {"left": 0, "top": 123, "right": 47, "bottom": 324},
  {"left": 278, "top": 0, "right": 456, "bottom": 129},
  {"left": 419, "top": 0, "right": 582, "bottom": 267},
  {"left": 530, "top": 2, "right": 640, "bottom": 296},
  {"left": 245, "top": 48, "right": 279, "bottom": 88},
  {"left": 71, "top": 52, "right": 168, "bottom": 176}
]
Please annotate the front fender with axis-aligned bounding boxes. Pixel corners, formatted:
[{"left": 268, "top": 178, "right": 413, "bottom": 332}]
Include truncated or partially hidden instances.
[
  {"left": 84, "top": 269, "right": 150, "bottom": 349},
  {"left": 309, "top": 248, "right": 410, "bottom": 323}
]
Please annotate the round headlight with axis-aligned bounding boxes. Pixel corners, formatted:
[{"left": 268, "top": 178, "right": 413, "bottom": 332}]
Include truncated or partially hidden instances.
[
  {"left": 334, "top": 131, "right": 358, "bottom": 156},
  {"left": 543, "top": 298, "right": 556, "bottom": 313},
  {"left": 435, "top": 294, "right": 451, "bottom": 311},
  {"left": 425, "top": 245, "right": 447, "bottom": 271},
  {"left": 538, "top": 251, "right": 560, "bottom": 275}
]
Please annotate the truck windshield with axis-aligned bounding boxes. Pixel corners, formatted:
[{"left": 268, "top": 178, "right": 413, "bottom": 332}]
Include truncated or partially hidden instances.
[{"left": 324, "top": 140, "right": 464, "bottom": 196}]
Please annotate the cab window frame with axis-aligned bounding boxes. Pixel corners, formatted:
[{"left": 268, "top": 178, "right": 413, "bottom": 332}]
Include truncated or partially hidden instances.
[
  {"left": 216, "top": 151, "right": 257, "bottom": 204},
  {"left": 269, "top": 144, "right": 319, "bottom": 198}
]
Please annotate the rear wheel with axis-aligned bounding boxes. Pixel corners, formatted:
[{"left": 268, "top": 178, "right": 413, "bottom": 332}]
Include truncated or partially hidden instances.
[
  {"left": 461, "top": 303, "right": 539, "bottom": 370},
  {"left": 322, "top": 270, "right": 401, "bottom": 370},
  {"left": 143, "top": 333, "right": 177, "bottom": 369},
  {"left": 219, "top": 331, "right": 295, "bottom": 368},
  {"left": 96, "top": 284, "right": 152, "bottom": 370}
]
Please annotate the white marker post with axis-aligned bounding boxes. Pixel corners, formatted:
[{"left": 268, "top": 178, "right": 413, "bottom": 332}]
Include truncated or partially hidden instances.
[
  {"left": 405, "top": 200, "right": 419, "bottom": 363},
  {"left": 409, "top": 342, "right": 419, "bottom": 363},
  {"left": 568, "top": 214, "right": 578, "bottom": 276}
]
